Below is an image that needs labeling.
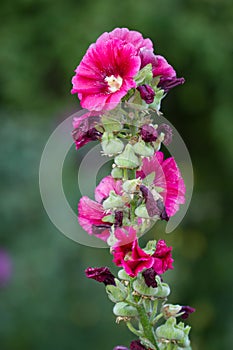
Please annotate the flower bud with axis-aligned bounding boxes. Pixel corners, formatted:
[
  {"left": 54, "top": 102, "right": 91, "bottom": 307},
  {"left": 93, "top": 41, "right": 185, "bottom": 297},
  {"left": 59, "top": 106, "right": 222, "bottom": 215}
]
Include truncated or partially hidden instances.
[
  {"left": 133, "top": 140, "right": 154, "bottom": 157},
  {"left": 156, "top": 317, "right": 184, "bottom": 341},
  {"left": 162, "top": 304, "right": 182, "bottom": 319},
  {"left": 115, "top": 144, "right": 140, "bottom": 169},
  {"left": 101, "top": 132, "right": 124, "bottom": 155},
  {"left": 137, "top": 85, "right": 155, "bottom": 104},
  {"left": 106, "top": 279, "right": 128, "bottom": 303},
  {"left": 176, "top": 323, "right": 191, "bottom": 348},
  {"left": 103, "top": 191, "right": 125, "bottom": 210},
  {"left": 111, "top": 167, "right": 123, "bottom": 179},
  {"left": 113, "top": 302, "right": 138, "bottom": 317},
  {"left": 118, "top": 269, "right": 132, "bottom": 281},
  {"left": 123, "top": 179, "right": 141, "bottom": 194}
]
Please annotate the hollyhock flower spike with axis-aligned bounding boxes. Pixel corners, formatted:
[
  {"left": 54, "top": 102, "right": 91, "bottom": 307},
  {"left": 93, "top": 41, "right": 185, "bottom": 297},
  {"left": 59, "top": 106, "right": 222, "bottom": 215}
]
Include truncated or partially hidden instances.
[
  {"left": 70, "top": 28, "right": 194, "bottom": 350},
  {"left": 71, "top": 38, "right": 141, "bottom": 111}
]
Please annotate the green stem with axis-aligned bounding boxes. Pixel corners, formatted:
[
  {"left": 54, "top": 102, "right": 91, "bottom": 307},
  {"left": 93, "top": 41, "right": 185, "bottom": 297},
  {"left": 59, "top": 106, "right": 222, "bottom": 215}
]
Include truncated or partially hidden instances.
[
  {"left": 126, "top": 322, "right": 143, "bottom": 337},
  {"left": 123, "top": 168, "right": 128, "bottom": 180},
  {"left": 151, "top": 313, "right": 163, "bottom": 326},
  {"left": 136, "top": 304, "right": 159, "bottom": 350},
  {"left": 149, "top": 299, "right": 158, "bottom": 323}
]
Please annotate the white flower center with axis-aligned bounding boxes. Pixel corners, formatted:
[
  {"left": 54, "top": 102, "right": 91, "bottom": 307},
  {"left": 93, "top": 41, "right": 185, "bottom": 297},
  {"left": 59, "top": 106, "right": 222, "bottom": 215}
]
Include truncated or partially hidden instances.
[{"left": 105, "top": 75, "right": 123, "bottom": 93}]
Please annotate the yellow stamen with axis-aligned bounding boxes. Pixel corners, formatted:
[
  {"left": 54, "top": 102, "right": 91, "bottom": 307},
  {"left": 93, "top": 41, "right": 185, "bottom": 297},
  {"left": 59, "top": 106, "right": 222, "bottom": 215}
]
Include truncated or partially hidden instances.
[{"left": 105, "top": 75, "right": 123, "bottom": 93}]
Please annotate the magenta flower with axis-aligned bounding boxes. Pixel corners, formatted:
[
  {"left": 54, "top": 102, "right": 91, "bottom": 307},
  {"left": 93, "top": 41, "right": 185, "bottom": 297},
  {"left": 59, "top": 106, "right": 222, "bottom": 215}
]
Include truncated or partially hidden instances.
[
  {"left": 78, "top": 176, "right": 122, "bottom": 241},
  {"left": 71, "top": 38, "right": 141, "bottom": 111},
  {"left": 112, "top": 237, "right": 154, "bottom": 277},
  {"left": 137, "top": 151, "right": 186, "bottom": 217},
  {"left": 0, "top": 249, "right": 12, "bottom": 287},
  {"left": 96, "top": 28, "right": 153, "bottom": 54},
  {"left": 72, "top": 112, "right": 102, "bottom": 150},
  {"left": 152, "top": 240, "right": 174, "bottom": 274},
  {"left": 85, "top": 267, "right": 116, "bottom": 286}
]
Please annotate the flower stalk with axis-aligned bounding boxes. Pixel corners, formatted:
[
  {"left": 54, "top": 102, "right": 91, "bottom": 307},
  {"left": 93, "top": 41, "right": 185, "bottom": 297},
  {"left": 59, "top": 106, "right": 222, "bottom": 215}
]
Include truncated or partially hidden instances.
[{"left": 70, "top": 27, "right": 194, "bottom": 350}]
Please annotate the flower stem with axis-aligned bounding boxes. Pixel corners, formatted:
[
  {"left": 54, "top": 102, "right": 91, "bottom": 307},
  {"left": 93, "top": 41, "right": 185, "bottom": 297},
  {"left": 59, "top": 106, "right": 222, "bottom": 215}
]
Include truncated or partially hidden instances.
[
  {"left": 126, "top": 322, "right": 142, "bottom": 337},
  {"left": 136, "top": 304, "right": 159, "bottom": 350}
]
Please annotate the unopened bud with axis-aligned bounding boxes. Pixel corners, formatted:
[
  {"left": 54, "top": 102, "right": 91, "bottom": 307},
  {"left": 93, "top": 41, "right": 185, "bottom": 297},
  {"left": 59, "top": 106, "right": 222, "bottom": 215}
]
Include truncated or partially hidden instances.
[
  {"left": 101, "top": 132, "right": 124, "bottom": 155},
  {"left": 133, "top": 140, "right": 154, "bottom": 157},
  {"left": 115, "top": 144, "right": 140, "bottom": 169},
  {"left": 113, "top": 302, "right": 138, "bottom": 317}
]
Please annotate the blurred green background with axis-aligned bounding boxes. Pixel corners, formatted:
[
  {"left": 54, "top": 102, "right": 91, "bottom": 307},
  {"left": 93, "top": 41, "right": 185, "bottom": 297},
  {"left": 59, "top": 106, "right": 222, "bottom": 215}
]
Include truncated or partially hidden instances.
[{"left": 0, "top": 0, "right": 232, "bottom": 349}]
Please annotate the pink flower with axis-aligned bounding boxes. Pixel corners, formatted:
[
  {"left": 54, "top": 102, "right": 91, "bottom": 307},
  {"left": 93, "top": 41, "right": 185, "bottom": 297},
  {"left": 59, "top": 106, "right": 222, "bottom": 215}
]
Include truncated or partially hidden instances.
[
  {"left": 78, "top": 176, "right": 122, "bottom": 241},
  {"left": 137, "top": 151, "right": 186, "bottom": 217},
  {"left": 112, "top": 234, "right": 154, "bottom": 277},
  {"left": 71, "top": 38, "right": 141, "bottom": 111},
  {"left": 152, "top": 240, "right": 174, "bottom": 274},
  {"left": 72, "top": 112, "right": 102, "bottom": 150},
  {"left": 96, "top": 28, "right": 153, "bottom": 54}
]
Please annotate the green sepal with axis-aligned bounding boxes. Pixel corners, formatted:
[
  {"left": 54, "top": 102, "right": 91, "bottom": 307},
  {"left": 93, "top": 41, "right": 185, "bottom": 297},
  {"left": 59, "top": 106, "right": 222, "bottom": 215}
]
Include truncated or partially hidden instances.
[
  {"left": 133, "top": 140, "right": 155, "bottom": 157},
  {"left": 135, "top": 64, "right": 153, "bottom": 86},
  {"left": 111, "top": 167, "right": 123, "bottom": 179},
  {"left": 101, "top": 115, "right": 123, "bottom": 132},
  {"left": 143, "top": 240, "right": 157, "bottom": 255},
  {"left": 106, "top": 279, "right": 128, "bottom": 303},
  {"left": 113, "top": 302, "right": 138, "bottom": 317},
  {"left": 142, "top": 172, "right": 155, "bottom": 186},
  {"left": 102, "top": 190, "right": 125, "bottom": 210},
  {"left": 156, "top": 317, "right": 184, "bottom": 341},
  {"left": 101, "top": 132, "right": 124, "bottom": 155}
]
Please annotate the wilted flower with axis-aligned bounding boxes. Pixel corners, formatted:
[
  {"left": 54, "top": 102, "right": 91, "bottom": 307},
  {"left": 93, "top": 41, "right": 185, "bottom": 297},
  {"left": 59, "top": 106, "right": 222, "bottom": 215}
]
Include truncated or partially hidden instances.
[
  {"left": 85, "top": 267, "right": 116, "bottom": 286},
  {"left": 130, "top": 340, "right": 146, "bottom": 350},
  {"left": 180, "top": 305, "right": 196, "bottom": 319},
  {"left": 140, "top": 124, "right": 158, "bottom": 142},
  {"left": 142, "top": 267, "right": 158, "bottom": 288},
  {"left": 137, "top": 151, "right": 186, "bottom": 217},
  {"left": 78, "top": 176, "right": 122, "bottom": 241},
  {"left": 71, "top": 38, "right": 141, "bottom": 111},
  {"left": 157, "top": 123, "right": 173, "bottom": 146},
  {"left": 72, "top": 112, "right": 102, "bottom": 150}
]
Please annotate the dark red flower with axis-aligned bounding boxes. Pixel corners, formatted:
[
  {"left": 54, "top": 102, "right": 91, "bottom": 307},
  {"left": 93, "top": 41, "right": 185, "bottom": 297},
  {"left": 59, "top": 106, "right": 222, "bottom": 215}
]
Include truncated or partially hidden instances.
[
  {"left": 180, "top": 305, "right": 196, "bottom": 319},
  {"left": 137, "top": 84, "right": 155, "bottom": 104},
  {"left": 130, "top": 340, "right": 146, "bottom": 350},
  {"left": 72, "top": 112, "right": 102, "bottom": 150},
  {"left": 142, "top": 267, "right": 158, "bottom": 288},
  {"left": 85, "top": 267, "right": 116, "bottom": 286},
  {"left": 140, "top": 124, "right": 158, "bottom": 142}
]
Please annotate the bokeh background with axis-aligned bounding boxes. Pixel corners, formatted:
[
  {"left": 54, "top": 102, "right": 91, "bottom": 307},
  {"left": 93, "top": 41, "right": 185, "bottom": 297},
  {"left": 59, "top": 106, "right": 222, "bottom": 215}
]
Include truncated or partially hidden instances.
[{"left": 0, "top": 0, "right": 232, "bottom": 349}]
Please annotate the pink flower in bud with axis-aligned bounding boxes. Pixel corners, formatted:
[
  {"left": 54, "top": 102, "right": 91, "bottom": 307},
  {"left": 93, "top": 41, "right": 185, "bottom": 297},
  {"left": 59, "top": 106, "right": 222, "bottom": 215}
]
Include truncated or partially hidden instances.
[
  {"left": 137, "top": 151, "right": 186, "bottom": 217},
  {"left": 137, "top": 84, "right": 155, "bottom": 104},
  {"left": 71, "top": 38, "right": 141, "bottom": 111},
  {"left": 152, "top": 240, "right": 174, "bottom": 274},
  {"left": 78, "top": 176, "right": 122, "bottom": 241}
]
